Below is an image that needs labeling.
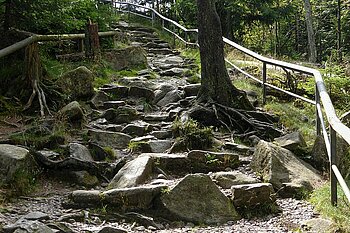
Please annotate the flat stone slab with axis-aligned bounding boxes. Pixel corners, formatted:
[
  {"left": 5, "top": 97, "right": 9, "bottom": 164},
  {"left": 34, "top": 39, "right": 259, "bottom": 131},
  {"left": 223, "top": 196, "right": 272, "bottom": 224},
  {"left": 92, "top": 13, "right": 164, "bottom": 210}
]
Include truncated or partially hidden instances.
[
  {"left": 231, "top": 183, "right": 276, "bottom": 208},
  {"left": 88, "top": 129, "right": 132, "bottom": 149},
  {"left": 211, "top": 171, "right": 259, "bottom": 189},
  {"left": 70, "top": 185, "right": 166, "bottom": 210}
]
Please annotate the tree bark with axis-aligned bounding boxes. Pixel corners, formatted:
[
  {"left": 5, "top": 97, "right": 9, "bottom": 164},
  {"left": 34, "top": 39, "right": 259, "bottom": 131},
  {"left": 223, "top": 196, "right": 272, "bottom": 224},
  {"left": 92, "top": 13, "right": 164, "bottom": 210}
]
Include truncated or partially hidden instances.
[
  {"left": 196, "top": 0, "right": 253, "bottom": 110},
  {"left": 4, "top": 0, "right": 12, "bottom": 31},
  {"left": 337, "top": 0, "right": 342, "bottom": 62},
  {"left": 303, "top": 0, "right": 317, "bottom": 63}
]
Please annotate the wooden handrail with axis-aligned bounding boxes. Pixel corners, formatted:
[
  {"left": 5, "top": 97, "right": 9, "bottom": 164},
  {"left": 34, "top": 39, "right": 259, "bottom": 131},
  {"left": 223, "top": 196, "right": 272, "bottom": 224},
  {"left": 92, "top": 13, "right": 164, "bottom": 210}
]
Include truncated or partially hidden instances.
[{"left": 0, "top": 31, "right": 120, "bottom": 59}]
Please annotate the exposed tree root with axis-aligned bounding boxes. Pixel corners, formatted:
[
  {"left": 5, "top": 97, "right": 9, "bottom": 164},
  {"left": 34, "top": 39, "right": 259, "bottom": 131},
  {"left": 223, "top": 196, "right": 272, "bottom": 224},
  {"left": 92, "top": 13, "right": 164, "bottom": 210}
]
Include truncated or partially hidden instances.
[
  {"left": 23, "top": 42, "right": 51, "bottom": 117},
  {"left": 188, "top": 102, "right": 282, "bottom": 140},
  {"left": 32, "top": 150, "right": 126, "bottom": 182}
]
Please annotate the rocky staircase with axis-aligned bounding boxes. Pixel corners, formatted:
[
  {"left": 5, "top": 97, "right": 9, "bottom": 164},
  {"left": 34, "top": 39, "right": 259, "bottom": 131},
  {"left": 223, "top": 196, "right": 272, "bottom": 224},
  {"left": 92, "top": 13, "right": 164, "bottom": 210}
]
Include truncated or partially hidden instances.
[{"left": 0, "top": 22, "right": 331, "bottom": 233}]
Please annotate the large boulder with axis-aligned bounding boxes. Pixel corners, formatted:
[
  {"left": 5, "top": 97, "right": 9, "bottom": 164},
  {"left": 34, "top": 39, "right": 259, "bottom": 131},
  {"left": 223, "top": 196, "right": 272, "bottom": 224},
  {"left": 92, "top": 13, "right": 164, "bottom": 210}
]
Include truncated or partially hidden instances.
[
  {"left": 251, "top": 141, "right": 323, "bottom": 197},
  {"left": 57, "top": 66, "right": 95, "bottom": 100},
  {"left": 88, "top": 129, "right": 132, "bottom": 149},
  {"left": 108, "top": 155, "right": 153, "bottom": 189},
  {"left": 311, "top": 135, "right": 350, "bottom": 177},
  {"left": 104, "top": 46, "right": 147, "bottom": 71},
  {"left": 160, "top": 174, "right": 240, "bottom": 224},
  {"left": 0, "top": 144, "right": 38, "bottom": 187}
]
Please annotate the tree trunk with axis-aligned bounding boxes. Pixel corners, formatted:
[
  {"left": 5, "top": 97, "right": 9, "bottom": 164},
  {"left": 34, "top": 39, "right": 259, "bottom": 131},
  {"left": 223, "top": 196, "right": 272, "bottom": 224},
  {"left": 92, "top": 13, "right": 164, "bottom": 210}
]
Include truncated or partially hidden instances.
[
  {"left": 337, "top": 0, "right": 342, "bottom": 62},
  {"left": 303, "top": 0, "right": 317, "bottom": 63},
  {"left": 196, "top": 0, "right": 253, "bottom": 110},
  {"left": 4, "top": 0, "right": 12, "bottom": 31}
]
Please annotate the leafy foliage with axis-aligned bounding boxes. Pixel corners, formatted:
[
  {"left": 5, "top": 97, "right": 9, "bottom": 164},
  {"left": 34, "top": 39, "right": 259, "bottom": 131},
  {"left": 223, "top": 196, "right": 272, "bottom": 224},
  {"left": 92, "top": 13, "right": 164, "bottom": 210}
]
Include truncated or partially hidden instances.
[{"left": 0, "top": 0, "right": 116, "bottom": 34}]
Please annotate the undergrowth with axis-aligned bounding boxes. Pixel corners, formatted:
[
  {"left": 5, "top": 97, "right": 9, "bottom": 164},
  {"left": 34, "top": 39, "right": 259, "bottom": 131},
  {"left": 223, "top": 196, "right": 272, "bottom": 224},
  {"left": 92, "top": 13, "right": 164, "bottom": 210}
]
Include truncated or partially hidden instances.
[
  {"left": 172, "top": 118, "right": 213, "bottom": 150},
  {"left": 309, "top": 183, "right": 350, "bottom": 232}
]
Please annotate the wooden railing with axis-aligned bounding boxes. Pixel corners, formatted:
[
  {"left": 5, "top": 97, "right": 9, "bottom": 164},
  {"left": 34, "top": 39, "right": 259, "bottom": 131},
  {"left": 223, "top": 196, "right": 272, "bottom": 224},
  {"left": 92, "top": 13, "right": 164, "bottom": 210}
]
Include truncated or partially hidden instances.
[{"left": 113, "top": 1, "right": 350, "bottom": 205}]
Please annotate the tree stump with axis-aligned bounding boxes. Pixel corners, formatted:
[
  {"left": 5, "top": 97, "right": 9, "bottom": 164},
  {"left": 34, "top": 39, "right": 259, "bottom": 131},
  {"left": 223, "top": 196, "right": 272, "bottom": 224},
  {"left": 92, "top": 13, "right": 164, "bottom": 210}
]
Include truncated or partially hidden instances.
[
  {"left": 85, "top": 20, "right": 100, "bottom": 60},
  {"left": 23, "top": 42, "right": 50, "bottom": 116}
]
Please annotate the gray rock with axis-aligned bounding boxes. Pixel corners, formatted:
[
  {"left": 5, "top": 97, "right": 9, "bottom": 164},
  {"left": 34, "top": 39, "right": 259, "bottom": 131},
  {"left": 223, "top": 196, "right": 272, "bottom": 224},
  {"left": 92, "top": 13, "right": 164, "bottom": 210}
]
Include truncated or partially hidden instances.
[
  {"left": 104, "top": 46, "right": 147, "bottom": 71},
  {"left": 70, "top": 185, "right": 166, "bottom": 210},
  {"left": 300, "top": 218, "right": 336, "bottom": 233},
  {"left": 251, "top": 141, "right": 323, "bottom": 196},
  {"left": 70, "top": 171, "right": 99, "bottom": 187},
  {"left": 57, "top": 66, "right": 95, "bottom": 100},
  {"left": 160, "top": 174, "right": 240, "bottom": 224},
  {"left": 158, "top": 56, "right": 184, "bottom": 65},
  {"left": 101, "top": 106, "right": 141, "bottom": 124},
  {"left": 98, "top": 226, "right": 128, "bottom": 233},
  {"left": 69, "top": 143, "right": 93, "bottom": 161},
  {"left": 0, "top": 144, "right": 38, "bottom": 186},
  {"left": 149, "top": 140, "right": 173, "bottom": 153},
  {"left": 122, "top": 123, "right": 150, "bottom": 137},
  {"left": 36, "top": 150, "right": 59, "bottom": 160},
  {"left": 211, "top": 171, "right": 259, "bottom": 189},
  {"left": 156, "top": 90, "right": 182, "bottom": 107},
  {"left": 130, "top": 135, "right": 156, "bottom": 143},
  {"left": 59, "top": 101, "right": 84, "bottom": 122},
  {"left": 100, "top": 85, "right": 129, "bottom": 98},
  {"left": 231, "top": 183, "right": 276, "bottom": 208},
  {"left": 144, "top": 113, "right": 169, "bottom": 121},
  {"left": 310, "top": 135, "right": 329, "bottom": 171},
  {"left": 154, "top": 84, "right": 177, "bottom": 103},
  {"left": 129, "top": 86, "right": 155, "bottom": 102},
  {"left": 88, "top": 129, "right": 132, "bottom": 149},
  {"left": 103, "top": 124, "right": 123, "bottom": 132},
  {"left": 160, "top": 68, "right": 190, "bottom": 76},
  {"left": 168, "top": 107, "right": 183, "bottom": 120},
  {"left": 91, "top": 91, "right": 109, "bottom": 109},
  {"left": 102, "top": 101, "right": 126, "bottom": 109},
  {"left": 108, "top": 155, "right": 153, "bottom": 189},
  {"left": 312, "top": 135, "right": 350, "bottom": 177},
  {"left": 143, "top": 153, "right": 189, "bottom": 175},
  {"left": 150, "top": 130, "right": 172, "bottom": 139},
  {"left": 274, "top": 131, "right": 306, "bottom": 151},
  {"left": 183, "top": 84, "right": 201, "bottom": 97},
  {"left": 3, "top": 220, "right": 54, "bottom": 233},
  {"left": 21, "top": 212, "right": 49, "bottom": 221}
]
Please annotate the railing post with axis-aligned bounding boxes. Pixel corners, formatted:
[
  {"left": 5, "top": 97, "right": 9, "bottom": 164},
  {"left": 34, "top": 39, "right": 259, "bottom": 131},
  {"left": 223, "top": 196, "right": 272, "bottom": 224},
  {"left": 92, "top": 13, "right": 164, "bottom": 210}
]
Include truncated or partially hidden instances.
[
  {"left": 315, "top": 85, "right": 321, "bottom": 136},
  {"left": 330, "top": 126, "right": 338, "bottom": 206},
  {"left": 152, "top": 11, "right": 155, "bottom": 27},
  {"left": 262, "top": 62, "right": 267, "bottom": 104},
  {"left": 128, "top": 3, "right": 131, "bottom": 20}
]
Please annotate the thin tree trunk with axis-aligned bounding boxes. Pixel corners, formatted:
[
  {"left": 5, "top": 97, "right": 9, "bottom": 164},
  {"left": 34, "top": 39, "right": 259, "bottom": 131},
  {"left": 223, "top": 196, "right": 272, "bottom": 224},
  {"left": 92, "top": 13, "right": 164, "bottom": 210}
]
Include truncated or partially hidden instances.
[
  {"left": 4, "top": 0, "right": 12, "bottom": 31},
  {"left": 337, "top": 0, "right": 342, "bottom": 62},
  {"left": 304, "top": 0, "right": 317, "bottom": 63},
  {"left": 196, "top": 0, "right": 253, "bottom": 110}
]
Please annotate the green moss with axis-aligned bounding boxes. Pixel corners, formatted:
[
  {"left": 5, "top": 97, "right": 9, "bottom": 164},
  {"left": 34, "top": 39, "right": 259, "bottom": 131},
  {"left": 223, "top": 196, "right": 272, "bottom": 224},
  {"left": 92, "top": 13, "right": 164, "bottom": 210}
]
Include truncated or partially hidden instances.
[
  {"left": 103, "top": 146, "right": 116, "bottom": 162},
  {"left": 172, "top": 118, "right": 213, "bottom": 150},
  {"left": 128, "top": 141, "right": 150, "bottom": 153}
]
